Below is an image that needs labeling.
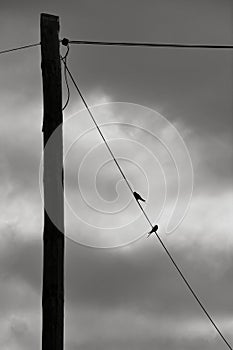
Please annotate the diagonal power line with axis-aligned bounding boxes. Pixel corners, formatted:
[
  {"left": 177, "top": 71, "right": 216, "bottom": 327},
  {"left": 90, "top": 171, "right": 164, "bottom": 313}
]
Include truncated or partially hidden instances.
[
  {"left": 0, "top": 33, "right": 231, "bottom": 348},
  {"left": 60, "top": 54, "right": 135, "bottom": 204},
  {"left": 60, "top": 53, "right": 232, "bottom": 350}
]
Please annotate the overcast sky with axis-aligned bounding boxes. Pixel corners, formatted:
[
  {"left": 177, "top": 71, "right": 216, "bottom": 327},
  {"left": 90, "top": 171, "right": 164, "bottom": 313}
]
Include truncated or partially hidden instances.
[{"left": 0, "top": 1, "right": 233, "bottom": 349}]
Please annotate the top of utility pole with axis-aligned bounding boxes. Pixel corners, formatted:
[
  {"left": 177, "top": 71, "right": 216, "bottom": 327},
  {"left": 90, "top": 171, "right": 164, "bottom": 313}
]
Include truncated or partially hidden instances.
[{"left": 41, "top": 13, "right": 61, "bottom": 134}]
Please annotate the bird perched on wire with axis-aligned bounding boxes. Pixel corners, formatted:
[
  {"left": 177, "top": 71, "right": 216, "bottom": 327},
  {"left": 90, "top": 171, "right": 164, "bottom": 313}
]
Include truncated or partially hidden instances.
[
  {"left": 147, "top": 224, "right": 158, "bottom": 238},
  {"left": 133, "top": 191, "right": 146, "bottom": 203}
]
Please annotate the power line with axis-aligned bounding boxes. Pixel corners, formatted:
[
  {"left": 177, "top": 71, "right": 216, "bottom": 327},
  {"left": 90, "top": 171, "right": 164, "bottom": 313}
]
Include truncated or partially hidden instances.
[
  {"left": 61, "top": 55, "right": 233, "bottom": 350},
  {"left": 61, "top": 46, "right": 70, "bottom": 111},
  {"left": 153, "top": 233, "right": 233, "bottom": 350},
  {"left": 63, "top": 38, "right": 233, "bottom": 50},
  {"left": 0, "top": 42, "right": 40, "bottom": 55},
  {"left": 61, "top": 54, "right": 135, "bottom": 201},
  {"left": 1, "top": 38, "right": 232, "bottom": 57},
  {"left": 1, "top": 30, "right": 231, "bottom": 349}
]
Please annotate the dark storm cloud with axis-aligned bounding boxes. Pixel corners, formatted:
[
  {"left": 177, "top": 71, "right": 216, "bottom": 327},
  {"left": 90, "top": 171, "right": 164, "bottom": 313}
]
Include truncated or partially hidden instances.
[
  {"left": 65, "top": 238, "right": 233, "bottom": 317},
  {"left": 0, "top": 234, "right": 41, "bottom": 293},
  {"left": 1, "top": 0, "right": 232, "bottom": 135},
  {"left": 69, "top": 46, "right": 232, "bottom": 135},
  {"left": 0, "top": 215, "right": 232, "bottom": 349},
  {"left": 67, "top": 336, "right": 223, "bottom": 350},
  {"left": 1, "top": 231, "right": 232, "bottom": 320},
  {"left": 1, "top": 0, "right": 232, "bottom": 44}
]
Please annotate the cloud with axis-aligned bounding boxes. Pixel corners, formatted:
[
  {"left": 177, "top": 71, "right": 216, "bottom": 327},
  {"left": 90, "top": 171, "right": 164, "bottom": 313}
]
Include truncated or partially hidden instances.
[
  {"left": 0, "top": 254, "right": 41, "bottom": 350},
  {"left": 65, "top": 305, "right": 232, "bottom": 350},
  {"left": 0, "top": 1, "right": 232, "bottom": 349},
  {"left": 190, "top": 133, "right": 233, "bottom": 193},
  {"left": 0, "top": 229, "right": 232, "bottom": 350},
  {"left": 0, "top": 312, "right": 40, "bottom": 350}
]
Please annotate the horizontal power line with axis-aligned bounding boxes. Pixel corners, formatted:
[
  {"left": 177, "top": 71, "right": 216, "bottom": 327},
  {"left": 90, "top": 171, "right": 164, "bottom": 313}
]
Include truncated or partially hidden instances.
[
  {"left": 0, "top": 42, "right": 40, "bottom": 55},
  {"left": 64, "top": 39, "right": 233, "bottom": 50},
  {"left": 1, "top": 39, "right": 232, "bottom": 56}
]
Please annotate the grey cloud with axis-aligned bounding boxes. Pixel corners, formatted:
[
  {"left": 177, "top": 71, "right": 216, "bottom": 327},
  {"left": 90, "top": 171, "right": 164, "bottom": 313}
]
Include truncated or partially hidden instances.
[
  {"left": 66, "top": 336, "right": 222, "bottom": 350},
  {"left": 0, "top": 234, "right": 42, "bottom": 293},
  {"left": 189, "top": 133, "right": 233, "bottom": 194},
  {"left": 1, "top": 0, "right": 232, "bottom": 135},
  {"left": 1, "top": 231, "right": 232, "bottom": 320},
  {"left": 0, "top": 223, "right": 232, "bottom": 349},
  {"left": 1, "top": 315, "right": 40, "bottom": 350},
  {"left": 0, "top": 1, "right": 232, "bottom": 349},
  {"left": 65, "top": 237, "right": 233, "bottom": 317}
]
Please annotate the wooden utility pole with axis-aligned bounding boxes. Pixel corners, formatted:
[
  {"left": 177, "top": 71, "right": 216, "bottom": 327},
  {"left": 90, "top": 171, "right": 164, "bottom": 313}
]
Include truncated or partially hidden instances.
[{"left": 41, "top": 13, "right": 64, "bottom": 350}]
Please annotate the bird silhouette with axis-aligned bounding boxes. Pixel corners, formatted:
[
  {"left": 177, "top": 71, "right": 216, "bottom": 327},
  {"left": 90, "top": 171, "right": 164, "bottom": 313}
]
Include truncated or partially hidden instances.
[
  {"left": 133, "top": 191, "right": 146, "bottom": 202},
  {"left": 147, "top": 224, "right": 158, "bottom": 238}
]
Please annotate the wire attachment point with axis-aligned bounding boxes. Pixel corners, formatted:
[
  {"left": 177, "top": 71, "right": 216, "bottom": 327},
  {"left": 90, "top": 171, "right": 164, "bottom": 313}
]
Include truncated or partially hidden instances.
[{"left": 61, "top": 38, "right": 69, "bottom": 46}]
